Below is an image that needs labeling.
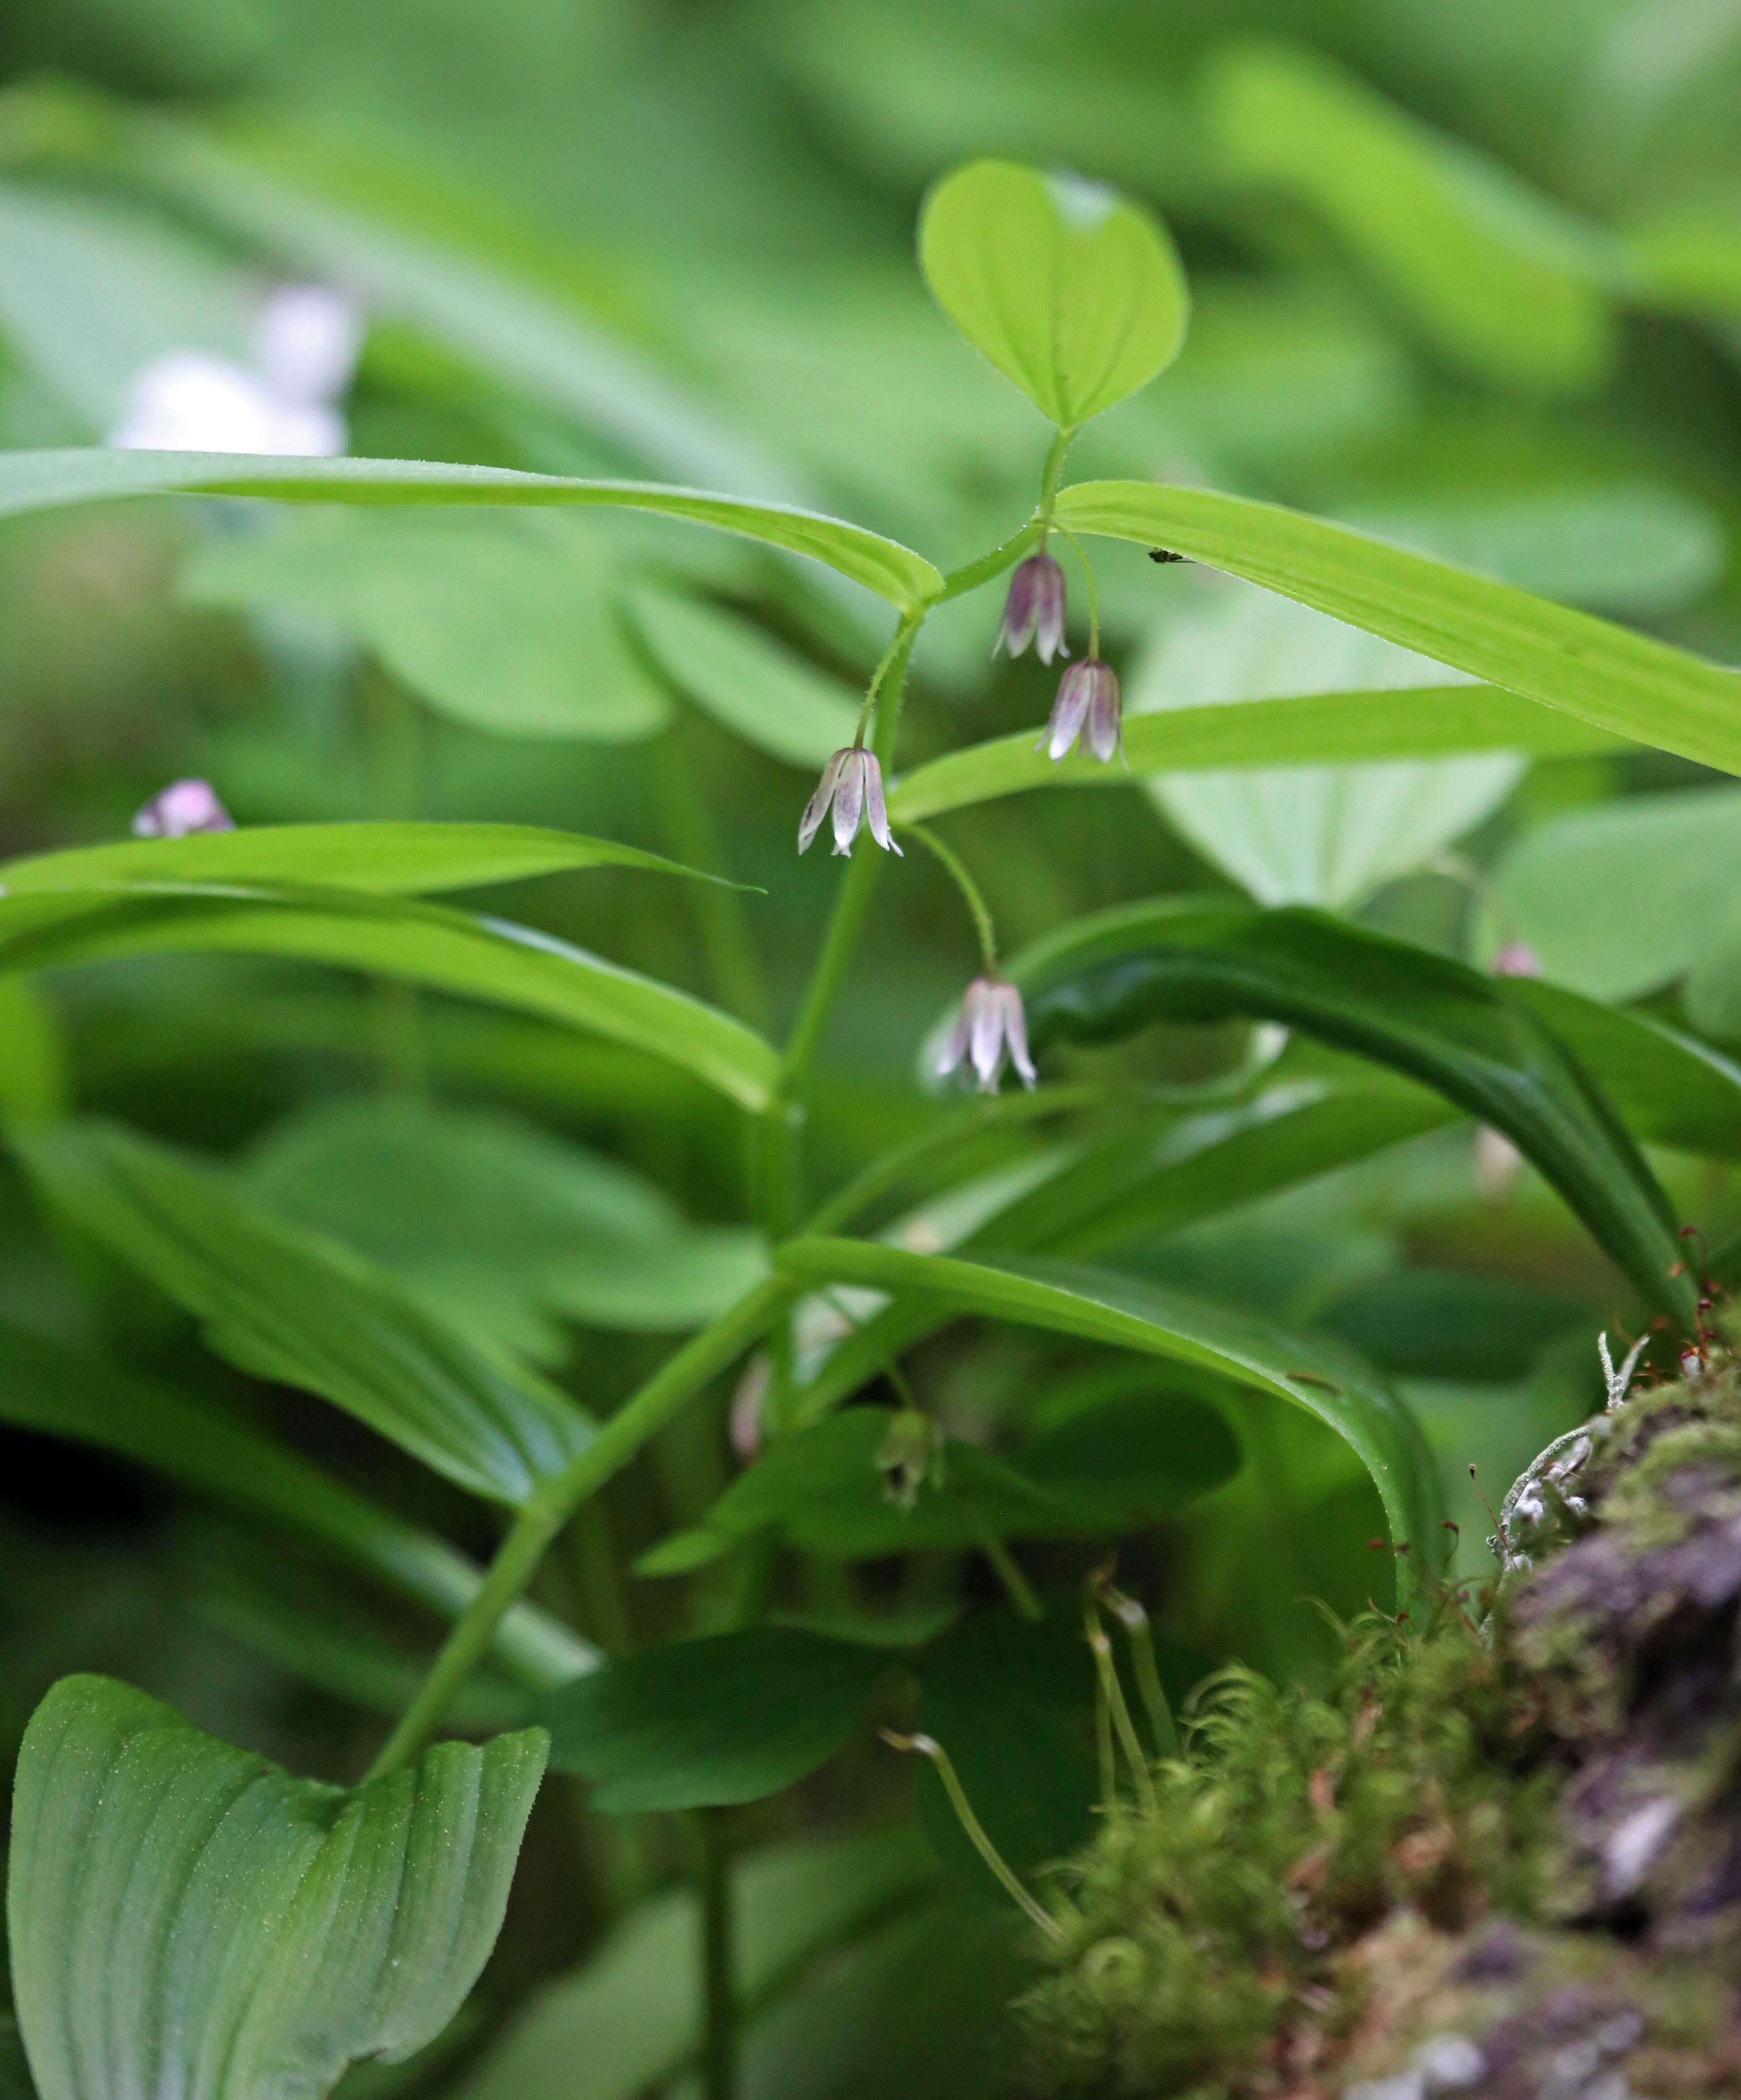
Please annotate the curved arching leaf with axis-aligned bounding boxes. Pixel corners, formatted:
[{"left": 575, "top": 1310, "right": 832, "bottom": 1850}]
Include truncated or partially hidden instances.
[
  {"left": 8, "top": 1676, "right": 545, "bottom": 2100},
  {"left": 0, "top": 1317, "right": 592, "bottom": 1689},
  {"left": 887, "top": 683, "right": 1623, "bottom": 824},
  {"left": 0, "top": 882, "right": 778, "bottom": 1112},
  {"left": 774, "top": 1237, "right": 1443, "bottom": 1601},
  {"left": 0, "top": 821, "right": 731, "bottom": 899},
  {"left": 13, "top": 1120, "right": 595, "bottom": 1506},
  {"left": 1008, "top": 899, "right": 1696, "bottom": 1329},
  {"left": 918, "top": 160, "right": 1189, "bottom": 426},
  {"left": 0, "top": 450, "right": 943, "bottom": 611},
  {"left": 1051, "top": 480, "right": 1741, "bottom": 778}
]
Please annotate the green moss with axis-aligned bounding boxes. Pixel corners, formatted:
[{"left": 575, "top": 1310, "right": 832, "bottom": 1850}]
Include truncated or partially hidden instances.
[
  {"left": 1019, "top": 1604, "right": 1552, "bottom": 2098},
  {"left": 1020, "top": 1354, "right": 1741, "bottom": 2097}
]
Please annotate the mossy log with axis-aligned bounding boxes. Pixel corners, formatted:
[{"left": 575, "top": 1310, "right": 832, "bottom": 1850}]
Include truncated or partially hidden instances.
[{"left": 1019, "top": 1359, "right": 1741, "bottom": 2098}]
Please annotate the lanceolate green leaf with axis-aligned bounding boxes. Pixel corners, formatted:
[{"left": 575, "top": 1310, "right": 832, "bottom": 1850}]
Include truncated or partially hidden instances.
[
  {"left": 1051, "top": 481, "right": 1741, "bottom": 778},
  {"left": 775, "top": 1238, "right": 1443, "bottom": 1598},
  {"left": 8, "top": 1676, "right": 546, "bottom": 2100},
  {"left": 1008, "top": 900, "right": 1696, "bottom": 1328},
  {"left": 0, "top": 883, "right": 778, "bottom": 1111},
  {"left": 13, "top": 1121, "right": 595, "bottom": 1506},
  {"left": 0, "top": 450, "right": 943, "bottom": 611},
  {"left": 888, "top": 684, "right": 1623, "bottom": 824},
  {"left": 918, "top": 160, "right": 1189, "bottom": 425},
  {"left": 787, "top": 1076, "right": 1456, "bottom": 1426},
  {"left": 0, "top": 821, "right": 730, "bottom": 899},
  {"left": 0, "top": 1318, "right": 592, "bottom": 1689}
]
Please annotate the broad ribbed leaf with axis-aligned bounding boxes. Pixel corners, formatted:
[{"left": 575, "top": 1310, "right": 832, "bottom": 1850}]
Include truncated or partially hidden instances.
[
  {"left": 539, "top": 1629, "right": 891, "bottom": 1808},
  {"left": 887, "top": 683, "right": 1622, "bottom": 824},
  {"left": 0, "top": 1318, "right": 591, "bottom": 1689},
  {"left": 774, "top": 1240, "right": 1443, "bottom": 1597},
  {"left": 13, "top": 1121, "right": 595, "bottom": 1505},
  {"left": 1007, "top": 899, "right": 1696, "bottom": 1327},
  {"left": 1051, "top": 480, "right": 1741, "bottom": 777},
  {"left": 0, "top": 450, "right": 942, "bottom": 611},
  {"left": 0, "top": 821, "right": 726, "bottom": 899},
  {"left": 1493, "top": 784, "right": 1741, "bottom": 1002},
  {"left": 918, "top": 160, "right": 1189, "bottom": 426},
  {"left": 1129, "top": 585, "right": 1522, "bottom": 909},
  {"left": 0, "top": 883, "right": 778, "bottom": 1111},
  {"left": 8, "top": 1676, "right": 545, "bottom": 2100}
]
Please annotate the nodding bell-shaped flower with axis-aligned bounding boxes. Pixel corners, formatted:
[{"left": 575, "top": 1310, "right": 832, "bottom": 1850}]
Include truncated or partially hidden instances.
[
  {"left": 1039, "top": 657, "right": 1121, "bottom": 764},
  {"left": 995, "top": 553, "right": 1069, "bottom": 666},
  {"left": 131, "top": 779, "right": 234, "bottom": 838},
  {"left": 798, "top": 747, "right": 903, "bottom": 857},
  {"left": 936, "top": 976, "right": 1037, "bottom": 1093}
]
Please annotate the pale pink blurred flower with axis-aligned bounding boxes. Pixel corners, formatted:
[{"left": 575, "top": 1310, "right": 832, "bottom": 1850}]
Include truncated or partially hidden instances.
[
  {"left": 935, "top": 977, "right": 1036, "bottom": 1093},
  {"left": 132, "top": 779, "right": 234, "bottom": 838}
]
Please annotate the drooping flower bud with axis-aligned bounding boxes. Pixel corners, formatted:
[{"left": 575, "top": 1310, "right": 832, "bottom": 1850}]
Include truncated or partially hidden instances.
[
  {"left": 995, "top": 553, "right": 1069, "bottom": 666},
  {"left": 935, "top": 976, "right": 1037, "bottom": 1093},
  {"left": 1039, "top": 658, "right": 1121, "bottom": 763},
  {"left": 876, "top": 1407, "right": 946, "bottom": 1509},
  {"left": 131, "top": 779, "right": 234, "bottom": 838},
  {"left": 1493, "top": 941, "right": 1541, "bottom": 978},
  {"left": 798, "top": 748, "right": 903, "bottom": 857}
]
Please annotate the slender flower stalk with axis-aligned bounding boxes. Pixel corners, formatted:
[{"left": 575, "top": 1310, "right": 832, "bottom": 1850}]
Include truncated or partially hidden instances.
[
  {"left": 798, "top": 747, "right": 902, "bottom": 857},
  {"left": 994, "top": 551, "right": 1069, "bottom": 665}
]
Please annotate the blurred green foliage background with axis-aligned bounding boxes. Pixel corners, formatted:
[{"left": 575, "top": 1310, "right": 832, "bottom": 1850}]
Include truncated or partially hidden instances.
[{"left": 4, "top": 4, "right": 1741, "bottom": 2095}]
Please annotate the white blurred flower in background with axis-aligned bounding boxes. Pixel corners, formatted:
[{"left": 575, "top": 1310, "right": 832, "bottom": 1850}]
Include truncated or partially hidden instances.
[{"left": 108, "top": 284, "right": 362, "bottom": 456}]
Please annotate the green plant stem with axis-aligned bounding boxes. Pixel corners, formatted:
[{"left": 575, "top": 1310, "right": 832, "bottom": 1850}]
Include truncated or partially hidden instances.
[
  {"left": 934, "top": 520, "right": 1046, "bottom": 603},
  {"left": 971, "top": 1508, "right": 1043, "bottom": 1622},
  {"left": 885, "top": 1731, "right": 1061, "bottom": 1940},
  {"left": 364, "top": 1499, "right": 567, "bottom": 1782},
  {"left": 904, "top": 822, "right": 998, "bottom": 972},
  {"left": 1110, "top": 1592, "right": 1180, "bottom": 1760},
  {"left": 651, "top": 725, "right": 770, "bottom": 1034},
  {"left": 1087, "top": 1614, "right": 1159, "bottom": 1817},
  {"left": 1038, "top": 425, "right": 1076, "bottom": 522},
  {"left": 1055, "top": 524, "right": 1101, "bottom": 657},
  {"left": 762, "top": 613, "right": 924, "bottom": 1237},
  {"left": 697, "top": 1806, "right": 736, "bottom": 2100},
  {"left": 365, "top": 1276, "right": 797, "bottom": 1779}
]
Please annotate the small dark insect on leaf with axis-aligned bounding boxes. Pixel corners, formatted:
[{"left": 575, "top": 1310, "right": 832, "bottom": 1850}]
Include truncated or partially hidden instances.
[
  {"left": 1287, "top": 1370, "right": 1340, "bottom": 1391},
  {"left": 1147, "top": 548, "right": 1187, "bottom": 564}
]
